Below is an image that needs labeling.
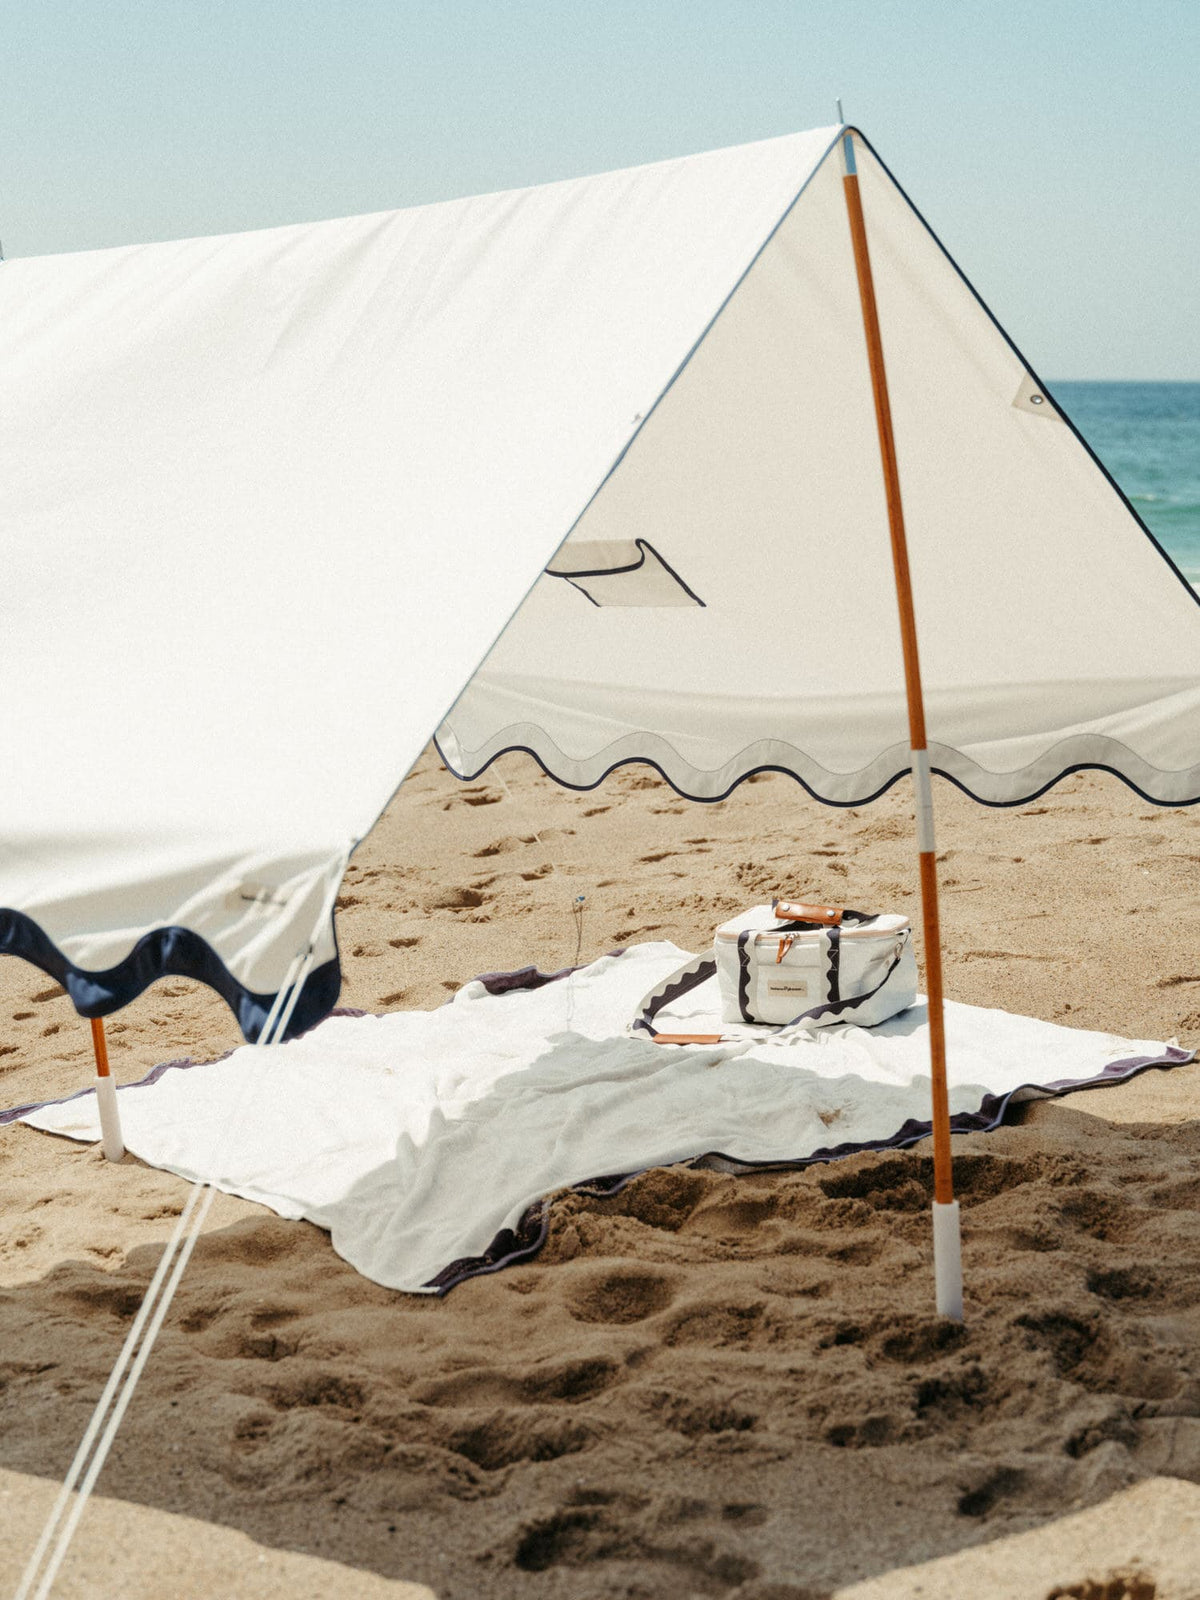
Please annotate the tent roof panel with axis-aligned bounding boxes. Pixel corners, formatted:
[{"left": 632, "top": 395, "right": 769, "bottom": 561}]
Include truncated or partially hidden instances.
[
  {"left": 439, "top": 133, "right": 1200, "bottom": 808},
  {"left": 0, "top": 126, "right": 838, "bottom": 1035}
]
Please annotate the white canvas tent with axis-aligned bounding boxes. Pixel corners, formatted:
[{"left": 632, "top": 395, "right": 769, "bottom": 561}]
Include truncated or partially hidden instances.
[
  {"left": 4, "top": 119, "right": 1200, "bottom": 1267},
  {"left": 438, "top": 140, "right": 1200, "bottom": 808},
  {"left": 8, "top": 124, "right": 1200, "bottom": 1584},
  {"left": 3, "top": 123, "right": 1197, "bottom": 1053}
]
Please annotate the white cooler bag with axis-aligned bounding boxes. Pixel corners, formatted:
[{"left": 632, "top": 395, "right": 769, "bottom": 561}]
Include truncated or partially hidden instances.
[{"left": 632, "top": 898, "right": 916, "bottom": 1042}]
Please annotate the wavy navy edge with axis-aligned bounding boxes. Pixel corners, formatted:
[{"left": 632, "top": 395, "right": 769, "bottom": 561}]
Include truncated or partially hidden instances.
[
  {"left": 0, "top": 907, "right": 341, "bottom": 1044},
  {"left": 433, "top": 734, "right": 1200, "bottom": 812}
]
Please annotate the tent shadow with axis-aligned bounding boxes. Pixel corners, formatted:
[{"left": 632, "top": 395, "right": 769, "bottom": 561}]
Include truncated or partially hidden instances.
[
  {"left": 0, "top": 1210, "right": 456, "bottom": 1588},
  {"left": 5, "top": 1090, "right": 1200, "bottom": 1596}
]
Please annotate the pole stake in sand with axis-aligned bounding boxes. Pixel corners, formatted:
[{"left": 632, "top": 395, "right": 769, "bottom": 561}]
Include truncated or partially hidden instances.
[
  {"left": 839, "top": 127, "right": 963, "bottom": 1320},
  {"left": 90, "top": 1016, "right": 125, "bottom": 1162}
]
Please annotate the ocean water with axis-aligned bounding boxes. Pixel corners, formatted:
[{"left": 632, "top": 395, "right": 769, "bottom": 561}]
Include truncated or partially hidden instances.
[{"left": 1052, "top": 381, "right": 1200, "bottom": 585}]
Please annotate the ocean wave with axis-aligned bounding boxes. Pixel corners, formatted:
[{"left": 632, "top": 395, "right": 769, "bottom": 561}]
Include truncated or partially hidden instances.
[{"left": 1132, "top": 493, "right": 1200, "bottom": 510}]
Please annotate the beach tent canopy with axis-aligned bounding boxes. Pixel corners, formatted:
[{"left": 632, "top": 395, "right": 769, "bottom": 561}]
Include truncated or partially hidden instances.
[{"left": 3, "top": 125, "right": 1199, "bottom": 1040}]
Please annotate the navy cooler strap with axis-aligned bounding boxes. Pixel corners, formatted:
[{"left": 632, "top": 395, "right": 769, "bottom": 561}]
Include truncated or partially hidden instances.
[
  {"left": 826, "top": 925, "right": 841, "bottom": 1004},
  {"left": 779, "top": 929, "right": 909, "bottom": 1033},
  {"left": 736, "top": 930, "right": 755, "bottom": 1021},
  {"left": 631, "top": 928, "right": 909, "bottom": 1040},
  {"left": 630, "top": 953, "right": 718, "bottom": 1037}
]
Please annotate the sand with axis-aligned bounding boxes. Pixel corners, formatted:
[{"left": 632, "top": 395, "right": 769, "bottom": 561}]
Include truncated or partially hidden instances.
[{"left": 4, "top": 749, "right": 1200, "bottom": 1599}]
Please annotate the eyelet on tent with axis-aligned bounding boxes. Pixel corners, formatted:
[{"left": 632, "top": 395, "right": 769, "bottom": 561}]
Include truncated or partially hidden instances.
[
  {"left": 1012, "top": 371, "right": 1062, "bottom": 419},
  {"left": 545, "top": 538, "right": 705, "bottom": 607}
]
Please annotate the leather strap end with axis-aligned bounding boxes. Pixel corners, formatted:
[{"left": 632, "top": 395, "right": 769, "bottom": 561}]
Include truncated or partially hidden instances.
[{"left": 773, "top": 899, "right": 843, "bottom": 926}]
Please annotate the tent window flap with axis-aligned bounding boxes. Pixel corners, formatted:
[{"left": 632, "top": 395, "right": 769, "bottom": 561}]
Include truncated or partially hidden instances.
[{"left": 545, "top": 539, "right": 705, "bottom": 607}]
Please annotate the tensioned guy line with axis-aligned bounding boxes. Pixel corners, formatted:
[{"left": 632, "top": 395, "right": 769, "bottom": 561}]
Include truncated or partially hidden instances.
[{"left": 14, "top": 859, "right": 349, "bottom": 1599}]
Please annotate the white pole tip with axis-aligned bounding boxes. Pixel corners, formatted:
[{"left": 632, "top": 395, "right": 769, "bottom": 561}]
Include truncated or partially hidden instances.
[
  {"left": 932, "top": 1199, "right": 964, "bottom": 1321},
  {"left": 95, "top": 1072, "right": 125, "bottom": 1162}
]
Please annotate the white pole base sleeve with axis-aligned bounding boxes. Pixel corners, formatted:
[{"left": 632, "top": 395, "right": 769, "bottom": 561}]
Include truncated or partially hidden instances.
[
  {"left": 95, "top": 1072, "right": 125, "bottom": 1162},
  {"left": 932, "top": 1199, "right": 963, "bottom": 1321}
]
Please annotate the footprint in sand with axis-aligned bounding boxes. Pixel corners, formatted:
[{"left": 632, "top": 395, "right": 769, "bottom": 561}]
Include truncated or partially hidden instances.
[
  {"left": 642, "top": 1391, "right": 758, "bottom": 1438},
  {"left": 681, "top": 1193, "right": 779, "bottom": 1238},
  {"left": 1058, "top": 1188, "right": 1137, "bottom": 1243},
  {"left": 826, "top": 1415, "right": 898, "bottom": 1449},
  {"left": 416, "top": 1354, "right": 623, "bottom": 1410},
  {"left": 661, "top": 1299, "right": 790, "bottom": 1351},
  {"left": 388, "top": 935, "right": 421, "bottom": 949},
  {"left": 189, "top": 1303, "right": 303, "bottom": 1362},
  {"left": 875, "top": 1315, "right": 966, "bottom": 1363},
  {"left": 444, "top": 1410, "right": 595, "bottom": 1471},
  {"left": 960, "top": 948, "right": 1056, "bottom": 963},
  {"left": 563, "top": 1265, "right": 677, "bottom": 1325},
  {"left": 511, "top": 1498, "right": 759, "bottom": 1586},
  {"left": 854, "top": 817, "right": 908, "bottom": 842},
  {"left": 430, "top": 886, "right": 488, "bottom": 910},
  {"left": 823, "top": 1236, "right": 885, "bottom": 1266},
  {"left": 266, "top": 1370, "right": 367, "bottom": 1413},
  {"left": 474, "top": 836, "right": 524, "bottom": 857},
  {"left": 956, "top": 1466, "right": 1027, "bottom": 1519},
  {"left": 30, "top": 985, "right": 65, "bottom": 1003}
]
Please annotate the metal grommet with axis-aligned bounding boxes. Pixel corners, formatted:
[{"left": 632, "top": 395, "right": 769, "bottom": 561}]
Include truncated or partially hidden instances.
[{"left": 1030, "top": 393, "right": 1044, "bottom": 404}]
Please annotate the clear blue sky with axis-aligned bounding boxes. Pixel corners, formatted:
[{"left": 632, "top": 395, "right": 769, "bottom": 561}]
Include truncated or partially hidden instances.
[{"left": 3, "top": 1, "right": 1196, "bottom": 378}]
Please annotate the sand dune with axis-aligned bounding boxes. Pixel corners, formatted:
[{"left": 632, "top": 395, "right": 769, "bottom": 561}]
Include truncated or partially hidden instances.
[{"left": 4, "top": 750, "right": 1200, "bottom": 1597}]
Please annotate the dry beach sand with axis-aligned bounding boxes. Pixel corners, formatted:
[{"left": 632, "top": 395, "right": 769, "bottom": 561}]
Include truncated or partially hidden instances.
[{"left": 4, "top": 747, "right": 1200, "bottom": 1598}]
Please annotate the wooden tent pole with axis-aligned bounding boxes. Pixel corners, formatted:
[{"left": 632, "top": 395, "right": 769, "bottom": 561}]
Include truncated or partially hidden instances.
[
  {"left": 89, "top": 1016, "right": 110, "bottom": 1075},
  {"left": 839, "top": 127, "right": 963, "bottom": 1319},
  {"left": 89, "top": 1016, "right": 125, "bottom": 1162}
]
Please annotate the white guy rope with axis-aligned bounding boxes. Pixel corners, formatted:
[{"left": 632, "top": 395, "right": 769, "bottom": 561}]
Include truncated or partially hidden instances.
[
  {"left": 11, "top": 1182, "right": 210, "bottom": 1600},
  {"left": 14, "top": 857, "right": 349, "bottom": 1599},
  {"left": 23, "top": 1183, "right": 219, "bottom": 1600}
]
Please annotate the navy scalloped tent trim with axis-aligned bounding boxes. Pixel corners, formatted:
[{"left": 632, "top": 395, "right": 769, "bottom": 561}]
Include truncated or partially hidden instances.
[{"left": 0, "top": 907, "right": 340, "bottom": 1043}]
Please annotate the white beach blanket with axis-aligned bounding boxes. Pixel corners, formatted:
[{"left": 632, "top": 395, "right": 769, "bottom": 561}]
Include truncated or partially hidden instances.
[{"left": 19, "top": 942, "right": 1189, "bottom": 1292}]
